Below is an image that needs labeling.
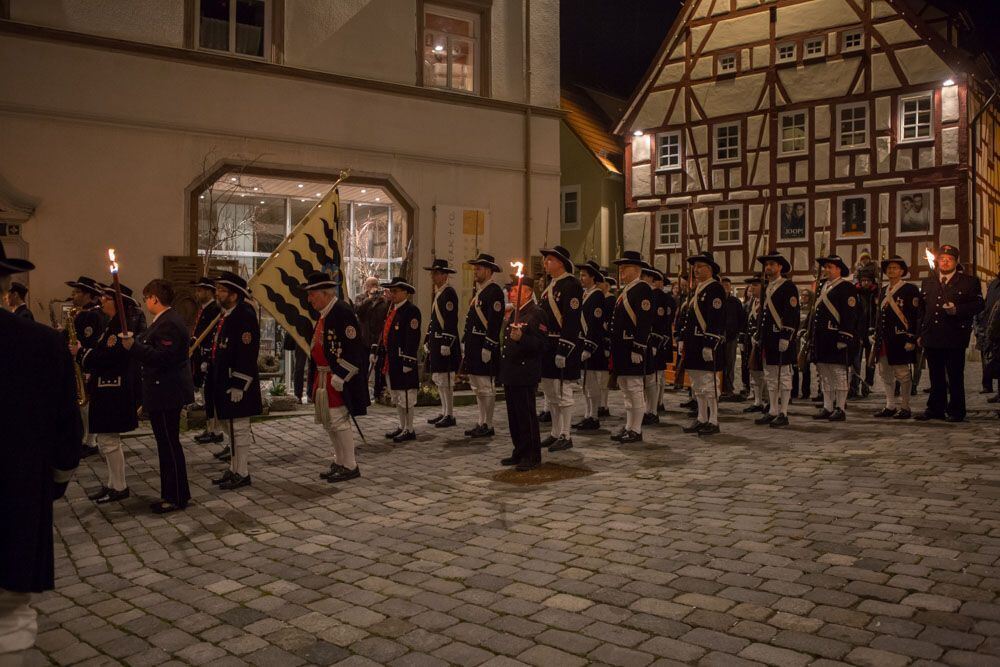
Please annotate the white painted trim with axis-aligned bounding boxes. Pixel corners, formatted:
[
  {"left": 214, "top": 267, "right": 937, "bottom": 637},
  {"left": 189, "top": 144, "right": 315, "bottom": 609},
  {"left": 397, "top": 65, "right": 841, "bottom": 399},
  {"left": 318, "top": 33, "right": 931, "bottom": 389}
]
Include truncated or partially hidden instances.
[
  {"left": 713, "top": 204, "right": 743, "bottom": 247},
  {"left": 835, "top": 193, "right": 872, "bottom": 241},
  {"left": 655, "top": 131, "right": 683, "bottom": 172},
  {"left": 713, "top": 122, "right": 741, "bottom": 165},
  {"left": 778, "top": 110, "right": 809, "bottom": 157},
  {"left": 776, "top": 42, "right": 797, "bottom": 65},
  {"left": 898, "top": 91, "right": 935, "bottom": 145},
  {"left": 655, "top": 209, "right": 682, "bottom": 250},
  {"left": 835, "top": 101, "right": 870, "bottom": 151}
]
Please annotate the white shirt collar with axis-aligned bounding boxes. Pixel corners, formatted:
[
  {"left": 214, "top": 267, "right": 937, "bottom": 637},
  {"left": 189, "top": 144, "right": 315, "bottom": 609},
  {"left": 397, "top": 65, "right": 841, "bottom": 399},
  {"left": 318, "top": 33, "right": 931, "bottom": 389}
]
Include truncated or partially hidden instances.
[
  {"left": 319, "top": 296, "right": 337, "bottom": 319},
  {"left": 151, "top": 306, "right": 172, "bottom": 323}
]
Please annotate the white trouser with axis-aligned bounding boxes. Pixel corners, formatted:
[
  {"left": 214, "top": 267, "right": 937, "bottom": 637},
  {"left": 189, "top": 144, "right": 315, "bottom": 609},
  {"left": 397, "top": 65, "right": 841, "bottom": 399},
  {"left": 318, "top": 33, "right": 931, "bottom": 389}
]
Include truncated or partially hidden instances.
[
  {"left": 817, "top": 363, "right": 848, "bottom": 411},
  {"left": 387, "top": 376, "right": 417, "bottom": 431},
  {"left": 643, "top": 373, "right": 660, "bottom": 415},
  {"left": 764, "top": 364, "right": 793, "bottom": 417},
  {"left": 431, "top": 372, "right": 454, "bottom": 417},
  {"left": 0, "top": 590, "right": 36, "bottom": 653},
  {"left": 600, "top": 377, "right": 610, "bottom": 409},
  {"left": 749, "top": 369, "right": 768, "bottom": 407},
  {"left": 80, "top": 404, "right": 94, "bottom": 446},
  {"left": 227, "top": 417, "right": 252, "bottom": 476},
  {"left": 583, "top": 370, "right": 606, "bottom": 418},
  {"left": 540, "top": 378, "right": 575, "bottom": 439},
  {"left": 325, "top": 405, "right": 356, "bottom": 470},
  {"left": 879, "top": 359, "right": 912, "bottom": 411},
  {"left": 690, "top": 370, "right": 719, "bottom": 425},
  {"left": 468, "top": 375, "right": 496, "bottom": 427},
  {"left": 618, "top": 375, "right": 646, "bottom": 434},
  {"left": 96, "top": 433, "right": 127, "bottom": 492}
]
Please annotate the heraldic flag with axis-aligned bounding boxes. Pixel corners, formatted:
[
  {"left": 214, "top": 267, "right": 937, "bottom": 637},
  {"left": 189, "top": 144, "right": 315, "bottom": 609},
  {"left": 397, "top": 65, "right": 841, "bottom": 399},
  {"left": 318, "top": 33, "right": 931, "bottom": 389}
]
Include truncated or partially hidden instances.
[{"left": 248, "top": 186, "right": 345, "bottom": 354}]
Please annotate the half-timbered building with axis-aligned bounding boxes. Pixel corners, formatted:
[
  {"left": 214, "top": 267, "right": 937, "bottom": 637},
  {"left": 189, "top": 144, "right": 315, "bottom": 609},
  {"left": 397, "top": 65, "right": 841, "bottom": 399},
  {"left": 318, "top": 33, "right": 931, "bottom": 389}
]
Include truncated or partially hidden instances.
[{"left": 616, "top": 0, "right": 1000, "bottom": 282}]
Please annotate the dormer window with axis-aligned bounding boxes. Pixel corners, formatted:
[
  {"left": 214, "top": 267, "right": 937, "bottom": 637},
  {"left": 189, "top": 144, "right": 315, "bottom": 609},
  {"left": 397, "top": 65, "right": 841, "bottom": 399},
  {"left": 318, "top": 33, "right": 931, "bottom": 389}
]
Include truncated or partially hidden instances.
[
  {"left": 777, "top": 43, "right": 796, "bottom": 64},
  {"left": 842, "top": 29, "right": 863, "bottom": 52},
  {"left": 805, "top": 38, "right": 825, "bottom": 58},
  {"left": 718, "top": 54, "right": 738, "bottom": 74}
]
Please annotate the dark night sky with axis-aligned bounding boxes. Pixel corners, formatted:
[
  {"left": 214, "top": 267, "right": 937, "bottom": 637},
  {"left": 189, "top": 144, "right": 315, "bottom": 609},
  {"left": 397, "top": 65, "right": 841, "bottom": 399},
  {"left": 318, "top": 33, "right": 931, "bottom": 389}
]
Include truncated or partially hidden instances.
[{"left": 561, "top": 0, "right": 1000, "bottom": 104}]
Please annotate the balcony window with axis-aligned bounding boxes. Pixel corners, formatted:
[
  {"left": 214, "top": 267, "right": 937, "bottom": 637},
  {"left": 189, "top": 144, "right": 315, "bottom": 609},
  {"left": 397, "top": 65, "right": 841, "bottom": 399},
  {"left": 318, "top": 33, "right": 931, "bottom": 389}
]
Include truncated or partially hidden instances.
[
  {"left": 423, "top": 5, "right": 481, "bottom": 94},
  {"left": 198, "top": 0, "right": 268, "bottom": 59}
]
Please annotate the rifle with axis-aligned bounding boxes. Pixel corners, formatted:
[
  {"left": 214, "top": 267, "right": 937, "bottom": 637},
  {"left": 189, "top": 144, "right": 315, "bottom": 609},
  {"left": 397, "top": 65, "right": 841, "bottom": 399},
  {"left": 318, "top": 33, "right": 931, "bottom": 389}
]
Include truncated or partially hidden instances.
[
  {"left": 868, "top": 247, "right": 887, "bottom": 369},
  {"left": 748, "top": 262, "right": 767, "bottom": 373},
  {"left": 796, "top": 260, "right": 824, "bottom": 369}
]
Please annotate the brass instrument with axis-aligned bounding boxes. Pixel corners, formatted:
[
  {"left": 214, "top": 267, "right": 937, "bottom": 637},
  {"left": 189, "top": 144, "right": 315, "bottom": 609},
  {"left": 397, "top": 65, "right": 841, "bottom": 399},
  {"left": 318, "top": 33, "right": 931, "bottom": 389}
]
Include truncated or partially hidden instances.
[{"left": 65, "top": 307, "right": 89, "bottom": 406}]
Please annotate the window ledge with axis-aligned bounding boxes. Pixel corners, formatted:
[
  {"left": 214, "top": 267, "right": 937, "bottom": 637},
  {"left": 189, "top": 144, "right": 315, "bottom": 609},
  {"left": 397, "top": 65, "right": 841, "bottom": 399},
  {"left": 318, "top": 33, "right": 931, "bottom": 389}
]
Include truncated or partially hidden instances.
[
  {"left": 897, "top": 137, "right": 935, "bottom": 146},
  {"left": 655, "top": 166, "right": 683, "bottom": 173}
]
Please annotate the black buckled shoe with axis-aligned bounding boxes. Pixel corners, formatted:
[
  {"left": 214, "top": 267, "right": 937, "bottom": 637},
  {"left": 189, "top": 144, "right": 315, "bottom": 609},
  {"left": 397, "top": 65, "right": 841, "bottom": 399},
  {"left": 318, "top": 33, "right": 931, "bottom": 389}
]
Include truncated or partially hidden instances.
[
  {"left": 212, "top": 470, "right": 235, "bottom": 486},
  {"left": 698, "top": 423, "right": 720, "bottom": 436},
  {"left": 320, "top": 464, "right": 349, "bottom": 480},
  {"left": 385, "top": 427, "right": 403, "bottom": 440},
  {"left": 827, "top": 408, "right": 846, "bottom": 422},
  {"left": 945, "top": 415, "right": 965, "bottom": 423},
  {"left": 538, "top": 411, "right": 551, "bottom": 423},
  {"left": 682, "top": 421, "right": 706, "bottom": 433},
  {"left": 873, "top": 408, "right": 896, "bottom": 418},
  {"left": 754, "top": 414, "right": 776, "bottom": 425},
  {"left": 500, "top": 457, "right": 519, "bottom": 467},
  {"left": 195, "top": 431, "right": 224, "bottom": 444},
  {"left": 327, "top": 466, "right": 361, "bottom": 483},
  {"left": 892, "top": 409, "right": 912, "bottom": 420},
  {"left": 548, "top": 437, "right": 573, "bottom": 452},
  {"left": 679, "top": 399, "right": 697, "bottom": 409},
  {"left": 213, "top": 445, "right": 231, "bottom": 460},
  {"left": 642, "top": 413, "right": 659, "bottom": 426},
  {"left": 610, "top": 428, "right": 627, "bottom": 442},
  {"left": 435, "top": 415, "right": 456, "bottom": 428},
  {"left": 427, "top": 414, "right": 444, "bottom": 425},
  {"left": 812, "top": 409, "right": 832, "bottom": 420},
  {"left": 540, "top": 435, "right": 557, "bottom": 448},
  {"left": 573, "top": 417, "right": 600, "bottom": 431},
  {"left": 619, "top": 430, "right": 643, "bottom": 444},
  {"left": 219, "top": 473, "right": 251, "bottom": 490},
  {"left": 96, "top": 488, "right": 130, "bottom": 504},
  {"left": 393, "top": 430, "right": 416, "bottom": 443},
  {"left": 87, "top": 485, "right": 111, "bottom": 501},
  {"left": 768, "top": 415, "right": 789, "bottom": 428},
  {"left": 597, "top": 407, "right": 611, "bottom": 418},
  {"left": 464, "top": 424, "right": 484, "bottom": 436},
  {"left": 742, "top": 404, "right": 763, "bottom": 414}
]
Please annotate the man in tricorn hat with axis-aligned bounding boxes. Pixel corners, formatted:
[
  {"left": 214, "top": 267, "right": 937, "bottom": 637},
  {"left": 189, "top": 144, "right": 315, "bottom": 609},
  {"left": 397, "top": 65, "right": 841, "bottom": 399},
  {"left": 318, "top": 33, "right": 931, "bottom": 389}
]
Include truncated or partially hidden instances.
[
  {"left": 573, "top": 261, "right": 607, "bottom": 431},
  {"left": 378, "top": 277, "right": 422, "bottom": 442},
  {"left": 65, "top": 275, "right": 109, "bottom": 458},
  {"left": 609, "top": 250, "right": 652, "bottom": 443},
  {"left": 810, "top": 255, "right": 860, "bottom": 421},
  {"left": 190, "top": 277, "right": 224, "bottom": 447},
  {"left": 753, "top": 251, "right": 800, "bottom": 428},
  {"left": 462, "top": 253, "right": 505, "bottom": 438},
  {"left": 537, "top": 245, "right": 584, "bottom": 451},
  {"left": 679, "top": 252, "right": 727, "bottom": 436},
  {"left": 871, "top": 256, "right": 922, "bottom": 420},
  {"left": 423, "top": 259, "right": 460, "bottom": 428},
  {"left": 916, "top": 245, "right": 984, "bottom": 422}
]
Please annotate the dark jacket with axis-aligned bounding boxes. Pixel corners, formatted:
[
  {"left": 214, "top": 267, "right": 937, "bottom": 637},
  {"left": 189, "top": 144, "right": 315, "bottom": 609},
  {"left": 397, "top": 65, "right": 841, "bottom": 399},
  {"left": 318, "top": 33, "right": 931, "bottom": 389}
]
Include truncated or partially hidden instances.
[
  {"left": 601, "top": 291, "right": 616, "bottom": 368},
  {"left": 579, "top": 287, "right": 606, "bottom": 372},
  {"left": 462, "top": 281, "right": 505, "bottom": 377},
  {"left": 758, "top": 278, "right": 800, "bottom": 366},
  {"left": 14, "top": 304, "right": 33, "bottom": 321},
  {"left": 723, "top": 295, "right": 745, "bottom": 341},
  {"left": 73, "top": 303, "right": 108, "bottom": 351},
  {"left": 190, "top": 299, "right": 221, "bottom": 387},
  {"left": 539, "top": 273, "right": 584, "bottom": 381},
  {"left": 812, "top": 278, "right": 861, "bottom": 364},
  {"left": 356, "top": 291, "right": 390, "bottom": 350},
  {"left": 382, "top": 300, "right": 421, "bottom": 391},
  {"left": 649, "top": 288, "right": 675, "bottom": 372},
  {"left": 610, "top": 278, "right": 653, "bottom": 376},
  {"left": 875, "top": 281, "right": 922, "bottom": 365},
  {"left": 920, "top": 272, "right": 984, "bottom": 349},
  {"left": 208, "top": 301, "right": 262, "bottom": 419},
  {"left": 976, "top": 277, "right": 1000, "bottom": 343},
  {"left": 0, "top": 312, "right": 81, "bottom": 592},
  {"left": 679, "top": 279, "right": 727, "bottom": 372},
  {"left": 500, "top": 301, "right": 545, "bottom": 386},
  {"left": 425, "top": 284, "right": 461, "bottom": 373},
  {"left": 81, "top": 316, "right": 139, "bottom": 434},
  {"left": 316, "top": 300, "right": 370, "bottom": 416},
  {"left": 129, "top": 307, "right": 195, "bottom": 412}
]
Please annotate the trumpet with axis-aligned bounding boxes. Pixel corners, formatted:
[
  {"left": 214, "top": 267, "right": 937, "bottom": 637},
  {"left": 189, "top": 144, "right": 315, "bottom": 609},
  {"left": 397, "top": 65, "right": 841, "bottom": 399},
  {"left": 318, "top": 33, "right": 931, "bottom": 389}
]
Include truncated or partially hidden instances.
[{"left": 65, "top": 307, "right": 89, "bottom": 406}]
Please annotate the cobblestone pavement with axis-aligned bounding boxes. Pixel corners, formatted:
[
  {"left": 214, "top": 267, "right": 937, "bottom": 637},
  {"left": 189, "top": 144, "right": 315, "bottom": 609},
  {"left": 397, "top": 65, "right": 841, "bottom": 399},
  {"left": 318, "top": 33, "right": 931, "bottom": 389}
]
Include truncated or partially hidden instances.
[{"left": 15, "top": 365, "right": 1000, "bottom": 667}]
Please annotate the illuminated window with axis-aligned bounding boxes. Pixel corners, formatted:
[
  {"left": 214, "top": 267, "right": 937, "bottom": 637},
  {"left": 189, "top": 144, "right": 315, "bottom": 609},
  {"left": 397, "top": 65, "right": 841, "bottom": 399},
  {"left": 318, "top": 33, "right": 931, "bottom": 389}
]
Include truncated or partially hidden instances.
[
  {"left": 423, "top": 5, "right": 481, "bottom": 94},
  {"left": 197, "top": 0, "right": 269, "bottom": 59}
]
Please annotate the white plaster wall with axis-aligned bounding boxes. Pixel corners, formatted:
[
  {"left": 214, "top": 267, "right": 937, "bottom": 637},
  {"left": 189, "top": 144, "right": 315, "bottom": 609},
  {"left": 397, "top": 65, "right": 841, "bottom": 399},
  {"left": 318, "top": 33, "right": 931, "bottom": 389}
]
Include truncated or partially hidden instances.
[
  {"left": 10, "top": 0, "right": 185, "bottom": 47},
  {"left": 0, "top": 34, "right": 560, "bottom": 317}
]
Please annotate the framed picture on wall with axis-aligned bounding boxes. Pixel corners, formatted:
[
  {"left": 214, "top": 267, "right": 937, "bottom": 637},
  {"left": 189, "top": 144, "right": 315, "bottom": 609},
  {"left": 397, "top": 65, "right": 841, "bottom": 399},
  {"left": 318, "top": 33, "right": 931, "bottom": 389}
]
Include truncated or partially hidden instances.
[
  {"left": 896, "top": 189, "right": 933, "bottom": 237},
  {"left": 778, "top": 200, "right": 808, "bottom": 241},
  {"left": 836, "top": 194, "right": 869, "bottom": 239}
]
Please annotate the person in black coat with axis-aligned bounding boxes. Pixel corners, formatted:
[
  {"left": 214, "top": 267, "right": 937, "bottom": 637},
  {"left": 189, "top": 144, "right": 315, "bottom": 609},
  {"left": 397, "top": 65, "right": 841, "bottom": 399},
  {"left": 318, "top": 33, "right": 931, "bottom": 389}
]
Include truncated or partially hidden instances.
[
  {"left": 462, "top": 253, "right": 505, "bottom": 438},
  {"left": 123, "top": 279, "right": 194, "bottom": 514},
  {"left": 190, "top": 278, "right": 225, "bottom": 445},
  {"left": 719, "top": 278, "right": 744, "bottom": 399},
  {"left": 754, "top": 251, "right": 800, "bottom": 428},
  {"left": 642, "top": 268, "right": 673, "bottom": 425},
  {"left": 574, "top": 261, "right": 607, "bottom": 431},
  {"left": 871, "top": 256, "right": 923, "bottom": 420},
  {"left": 206, "top": 272, "right": 262, "bottom": 490},
  {"left": 5, "top": 280, "right": 33, "bottom": 321},
  {"left": 609, "top": 251, "right": 653, "bottom": 443},
  {"left": 77, "top": 285, "right": 142, "bottom": 505},
  {"left": 500, "top": 276, "right": 546, "bottom": 472},
  {"left": 301, "top": 273, "right": 370, "bottom": 484},
  {"left": 916, "top": 245, "right": 985, "bottom": 422},
  {"left": 0, "top": 255, "right": 81, "bottom": 653},
  {"left": 423, "top": 259, "right": 460, "bottom": 429},
  {"left": 679, "top": 253, "right": 727, "bottom": 436},
  {"left": 599, "top": 273, "right": 616, "bottom": 417},
  {"left": 378, "top": 277, "right": 421, "bottom": 443},
  {"left": 741, "top": 277, "right": 769, "bottom": 413},
  {"left": 65, "top": 275, "right": 108, "bottom": 458},
  {"left": 810, "top": 255, "right": 860, "bottom": 421},
  {"left": 537, "top": 245, "right": 584, "bottom": 452}
]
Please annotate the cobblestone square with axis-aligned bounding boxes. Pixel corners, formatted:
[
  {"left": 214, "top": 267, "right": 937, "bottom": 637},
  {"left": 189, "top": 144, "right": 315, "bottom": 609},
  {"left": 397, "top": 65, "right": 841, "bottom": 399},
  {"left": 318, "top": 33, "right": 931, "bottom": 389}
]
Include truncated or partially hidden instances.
[{"left": 16, "top": 370, "right": 1000, "bottom": 666}]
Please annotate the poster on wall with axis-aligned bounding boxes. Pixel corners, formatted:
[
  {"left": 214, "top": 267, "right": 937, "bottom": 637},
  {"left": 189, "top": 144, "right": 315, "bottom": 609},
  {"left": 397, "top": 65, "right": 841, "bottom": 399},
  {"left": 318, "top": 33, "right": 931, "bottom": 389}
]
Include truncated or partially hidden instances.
[
  {"left": 778, "top": 200, "right": 808, "bottom": 242},
  {"left": 434, "top": 205, "right": 490, "bottom": 308},
  {"left": 837, "top": 194, "right": 870, "bottom": 239},
  {"left": 896, "top": 189, "right": 933, "bottom": 237}
]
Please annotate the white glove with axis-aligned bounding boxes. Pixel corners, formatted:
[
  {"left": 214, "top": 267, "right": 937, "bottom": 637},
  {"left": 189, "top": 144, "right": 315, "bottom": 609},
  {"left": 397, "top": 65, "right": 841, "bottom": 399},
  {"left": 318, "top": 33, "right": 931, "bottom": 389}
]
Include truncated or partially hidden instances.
[
  {"left": 631, "top": 352, "right": 642, "bottom": 365},
  {"left": 904, "top": 342, "right": 916, "bottom": 352},
  {"left": 581, "top": 350, "right": 591, "bottom": 362},
  {"left": 678, "top": 342, "right": 685, "bottom": 355},
  {"left": 200, "top": 362, "right": 208, "bottom": 373},
  {"left": 403, "top": 365, "right": 413, "bottom": 373},
  {"left": 461, "top": 343, "right": 465, "bottom": 355},
  {"left": 555, "top": 355, "right": 566, "bottom": 369},
  {"left": 369, "top": 354, "right": 376, "bottom": 366},
  {"left": 651, "top": 348, "right": 658, "bottom": 357},
  {"left": 440, "top": 345, "right": 451, "bottom": 356},
  {"left": 867, "top": 334, "right": 876, "bottom": 347},
  {"left": 702, "top": 348, "right": 713, "bottom": 363},
  {"left": 423, "top": 343, "right": 429, "bottom": 355},
  {"left": 778, "top": 339, "right": 789, "bottom": 353},
  {"left": 481, "top": 349, "right": 492, "bottom": 364},
  {"left": 228, "top": 388, "right": 244, "bottom": 402},
  {"left": 836, "top": 341, "right": 847, "bottom": 350},
  {"left": 330, "top": 375, "right": 345, "bottom": 392}
]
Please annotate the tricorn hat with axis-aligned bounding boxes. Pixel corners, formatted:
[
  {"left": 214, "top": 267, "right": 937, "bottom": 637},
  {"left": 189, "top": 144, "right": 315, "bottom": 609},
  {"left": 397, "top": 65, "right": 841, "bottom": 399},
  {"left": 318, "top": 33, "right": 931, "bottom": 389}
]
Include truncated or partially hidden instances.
[
  {"left": 0, "top": 243, "right": 34, "bottom": 277},
  {"left": 579, "top": 260, "right": 603, "bottom": 281},
  {"left": 215, "top": 271, "right": 250, "bottom": 298},
  {"left": 467, "top": 253, "right": 501, "bottom": 273},
  {"left": 300, "top": 271, "right": 338, "bottom": 291},
  {"left": 65, "top": 275, "right": 103, "bottom": 296},
  {"left": 686, "top": 251, "right": 721, "bottom": 276},
  {"left": 816, "top": 255, "right": 850, "bottom": 276},
  {"left": 194, "top": 277, "right": 216, "bottom": 291},
  {"left": 613, "top": 250, "right": 646, "bottom": 267},
  {"left": 380, "top": 276, "right": 415, "bottom": 294},
  {"left": 540, "top": 244, "right": 575, "bottom": 272},
  {"left": 757, "top": 250, "right": 791, "bottom": 274},
  {"left": 641, "top": 265, "right": 664, "bottom": 281},
  {"left": 880, "top": 255, "right": 909, "bottom": 277},
  {"left": 423, "top": 258, "right": 457, "bottom": 274}
]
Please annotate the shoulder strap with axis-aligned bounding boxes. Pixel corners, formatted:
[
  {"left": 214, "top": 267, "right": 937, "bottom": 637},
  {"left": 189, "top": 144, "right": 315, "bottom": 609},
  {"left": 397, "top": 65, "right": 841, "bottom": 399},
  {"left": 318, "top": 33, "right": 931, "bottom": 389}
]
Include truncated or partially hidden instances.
[{"left": 882, "top": 283, "right": 910, "bottom": 330}]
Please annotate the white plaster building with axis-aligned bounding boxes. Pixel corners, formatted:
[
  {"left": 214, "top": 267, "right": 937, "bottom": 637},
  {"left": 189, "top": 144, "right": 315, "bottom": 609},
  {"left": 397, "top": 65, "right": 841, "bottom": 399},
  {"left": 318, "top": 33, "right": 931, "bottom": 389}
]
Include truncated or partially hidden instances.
[
  {"left": 616, "top": 0, "right": 999, "bottom": 283},
  {"left": 0, "top": 0, "right": 561, "bottom": 330}
]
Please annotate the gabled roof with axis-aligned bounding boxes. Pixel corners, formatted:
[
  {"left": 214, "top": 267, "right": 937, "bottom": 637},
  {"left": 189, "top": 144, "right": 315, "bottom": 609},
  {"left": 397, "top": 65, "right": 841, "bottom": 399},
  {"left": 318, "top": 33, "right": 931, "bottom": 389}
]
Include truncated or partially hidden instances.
[{"left": 561, "top": 86, "right": 624, "bottom": 175}]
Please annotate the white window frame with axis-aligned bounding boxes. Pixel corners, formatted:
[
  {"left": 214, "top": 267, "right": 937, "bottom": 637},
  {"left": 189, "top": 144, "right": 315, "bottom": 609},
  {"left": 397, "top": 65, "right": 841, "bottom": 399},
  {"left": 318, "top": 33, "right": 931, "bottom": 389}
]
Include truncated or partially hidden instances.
[
  {"left": 836, "top": 102, "right": 869, "bottom": 150},
  {"left": 714, "top": 122, "right": 741, "bottom": 164},
  {"left": 899, "top": 92, "right": 934, "bottom": 144},
  {"left": 718, "top": 53, "right": 738, "bottom": 74},
  {"left": 841, "top": 29, "right": 864, "bottom": 53},
  {"left": 804, "top": 37, "right": 825, "bottom": 58},
  {"left": 561, "top": 185, "right": 581, "bottom": 230},
  {"left": 656, "top": 210, "right": 683, "bottom": 249},
  {"left": 423, "top": 4, "right": 482, "bottom": 95},
  {"left": 777, "top": 42, "right": 797, "bottom": 64},
  {"left": 779, "top": 111, "right": 809, "bottom": 156},
  {"left": 714, "top": 206, "right": 743, "bottom": 246},
  {"left": 655, "top": 131, "right": 683, "bottom": 171},
  {"left": 195, "top": 0, "right": 271, "bottom": 61}
]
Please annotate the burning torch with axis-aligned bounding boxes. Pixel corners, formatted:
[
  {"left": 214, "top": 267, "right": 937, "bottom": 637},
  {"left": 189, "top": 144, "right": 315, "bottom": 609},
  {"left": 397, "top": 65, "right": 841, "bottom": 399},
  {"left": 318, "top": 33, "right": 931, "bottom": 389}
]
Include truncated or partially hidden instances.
[
  {"left": 108, "top": 248, "right": 129, "bottom": 334},
  {"left": 510, "top": 260, "right": 525, "bottom": 324}
]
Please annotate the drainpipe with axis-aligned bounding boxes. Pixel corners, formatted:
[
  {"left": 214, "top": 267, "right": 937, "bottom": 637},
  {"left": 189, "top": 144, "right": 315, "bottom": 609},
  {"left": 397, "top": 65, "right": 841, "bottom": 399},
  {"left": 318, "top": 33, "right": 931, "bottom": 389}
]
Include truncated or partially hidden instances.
[
  {"left": 970, "top": 80, "right": 996, "bottom": 278},
  {"left": 523, "top": 0, "right": 532, "bottom": 261}
]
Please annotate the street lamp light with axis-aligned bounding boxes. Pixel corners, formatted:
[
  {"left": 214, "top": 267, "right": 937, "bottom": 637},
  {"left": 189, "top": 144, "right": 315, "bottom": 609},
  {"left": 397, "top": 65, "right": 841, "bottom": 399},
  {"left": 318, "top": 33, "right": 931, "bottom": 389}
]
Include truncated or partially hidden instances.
[{"left": 633, "top": 130, "right": 644, "bottom": 137}]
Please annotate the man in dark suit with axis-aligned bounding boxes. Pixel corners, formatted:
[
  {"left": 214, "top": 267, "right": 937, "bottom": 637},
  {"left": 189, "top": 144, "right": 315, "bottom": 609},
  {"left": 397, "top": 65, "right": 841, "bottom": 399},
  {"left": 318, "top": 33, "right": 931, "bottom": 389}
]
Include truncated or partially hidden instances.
[
  {"left": 0, "top": 253, "right": 81, "bottom": 653},
  {"left": 609, "top": 251, "right": 653, "bottom": 443},
  {"left": 423, "top": 259, "right": 460, "bottom": 428},
  {"left": 462, "top": 253, "right": 505, "bottom": 438},
  {"left": 500, "top": 276, "right": 546, "bottom": 471},
  {"left": 123, "top": 279, "right": 194, "bottom": 513},
  {"left": 5, "top": 281, "right": 33, "bottom": 320},
  {"left": 378, "top": 277, "right": 421, "bottom": 443},
  {"left": 916, "top": 245, "right": 984, "bottom": 422},
  {"left": 754, "top": 251, "right": 800, "bottom": 428}
]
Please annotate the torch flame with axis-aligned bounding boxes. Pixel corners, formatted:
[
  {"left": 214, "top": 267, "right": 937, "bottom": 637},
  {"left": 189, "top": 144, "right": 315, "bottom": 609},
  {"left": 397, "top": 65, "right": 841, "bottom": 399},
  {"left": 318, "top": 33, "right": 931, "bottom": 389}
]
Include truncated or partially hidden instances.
[
  {"left": 924, "top": 247, "right": 936, "bottom": 271},
  {"left": 108, "top": 248, "right": 119, "bottom": 274},
  {"left": 510, "top": 261, "right": 524, "bottom": 278}
]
